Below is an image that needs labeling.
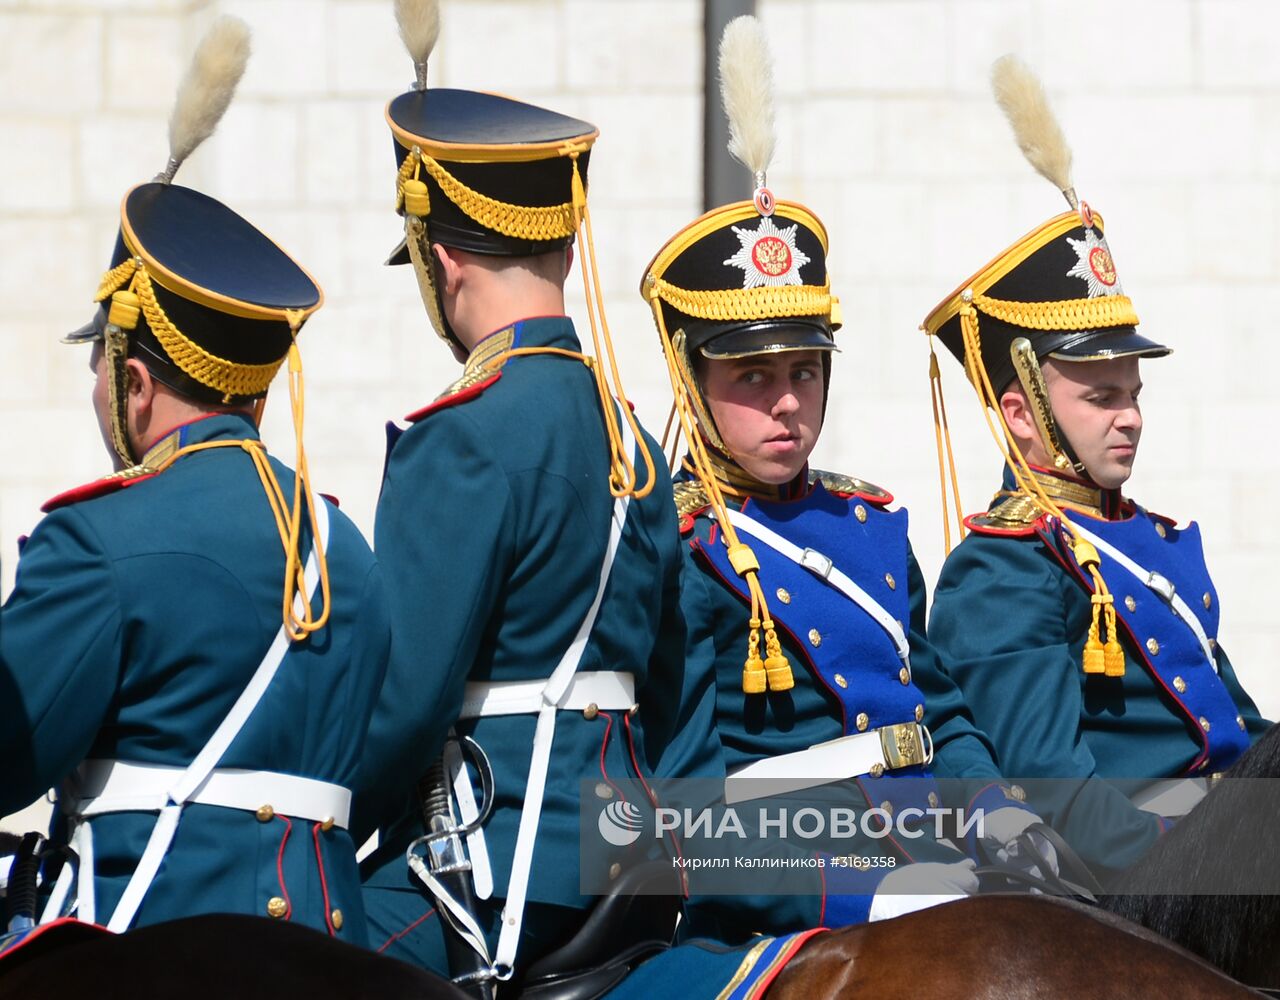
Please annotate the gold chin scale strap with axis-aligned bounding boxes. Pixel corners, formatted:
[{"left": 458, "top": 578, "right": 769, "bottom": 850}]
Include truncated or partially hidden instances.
[{"left": 927, "top": 292, "right": 1124, "bottom": 678}]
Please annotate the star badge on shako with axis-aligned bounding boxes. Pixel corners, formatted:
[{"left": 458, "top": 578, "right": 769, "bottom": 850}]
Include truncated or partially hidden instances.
[
  {"left": 724, "top": 216, "right": 811, "bottom": 290},
  {"left": 1065, "top": 228, "right": 1123, "bottom": 298}
]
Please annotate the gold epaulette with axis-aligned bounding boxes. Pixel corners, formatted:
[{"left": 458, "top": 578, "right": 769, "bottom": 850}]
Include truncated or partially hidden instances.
[
  {"left": 673, "top": 479, "right": 712, "bottom": 518},
  {"left": 809, "top": 468, "right": 892, "bottom": 502},
  {"left": 966, "top": 491, "right": 1047, "bottom": 533},
  {"left": 435, "top": 326, "right": 516, "bottom": 401}
]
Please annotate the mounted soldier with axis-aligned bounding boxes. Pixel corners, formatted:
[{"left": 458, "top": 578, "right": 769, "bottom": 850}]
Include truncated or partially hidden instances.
[
  {"left": 353, "top": 1, "right": 694, "bottom": 995},
  {"left": 0, "top": 17, "right": 389, "bottom": 945},
  {"left": 924, "top": 56, "right": 1270, "bottom": 879},
  {"left": 643, "top": 17, "right": 1048, "bottom": 942}
]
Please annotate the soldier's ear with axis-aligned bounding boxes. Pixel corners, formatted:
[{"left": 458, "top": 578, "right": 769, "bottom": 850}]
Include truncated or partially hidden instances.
[
  {"left": 125, "top": 358, "right": 154, "bottom": 409},
  {"left": 432, "top": 242, "right": 464, "bottom": 297},
  {"left": 999, "top": 385, "right": 1036, "bottom": 446}
]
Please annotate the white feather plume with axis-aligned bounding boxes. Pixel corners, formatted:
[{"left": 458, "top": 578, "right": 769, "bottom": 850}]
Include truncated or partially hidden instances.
[
  {"left": 718, "top": 15, "right": 776, "bottom": 182},
  {"left": 395, "top": 0, "right": 440, "bottom": 90},
  {"left": 991, "top": 54, "right": 1074, "bottom": 197},
  {"left": 163, "top": 16, "right": 251, "bottom": 182}
]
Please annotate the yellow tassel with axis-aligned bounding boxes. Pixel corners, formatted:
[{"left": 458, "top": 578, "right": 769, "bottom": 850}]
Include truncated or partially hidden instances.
[
  {"left": 403, "top": 179, "right": 430, "bottom": 217},
  {"left": 108, "top": 289, "right": 141, "bottom": 331},
  {"left": 762, "top": 624, "right": 794, "bottom": 691},
  {"left": 1104, "top": 638, "right": 1126, "bottom": 677},
  {"left": 1083, "top": 637, "right": 1106, "bottom": 674},
  {"left": 743, "top": 617, "right": 766, "bottom": 694}
]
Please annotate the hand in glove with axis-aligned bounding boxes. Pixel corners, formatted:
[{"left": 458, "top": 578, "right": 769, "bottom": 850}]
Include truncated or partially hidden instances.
[
  {"left": 867, "top": 859, "right": 978, "bottom": 922},
  {"left": 982, "top": 806, "right": 1059, "bottom": 878}
]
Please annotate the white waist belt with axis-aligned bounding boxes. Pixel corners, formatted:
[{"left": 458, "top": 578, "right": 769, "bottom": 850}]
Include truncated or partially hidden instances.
[
  {"left": 71, "top": 760, "right": 351, "bottom": 829},
  {"left": 459, "top": 671, "right": 636, "bottom": 719},
  {"left": 1130, "top": 777, "right": 1215, "bottom": 818},
  {"left": 724, "top": 723, "right": 933, "bottom": 805}
]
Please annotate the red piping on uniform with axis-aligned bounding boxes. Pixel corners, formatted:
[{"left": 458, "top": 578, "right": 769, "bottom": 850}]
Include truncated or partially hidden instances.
[
  {"left": 595, "top": 711, "right": 627, "bottom": 803},
  {"left": 376, "top": 908, "right": 437, "bottom": 954},
  {"left": 275, "top": 815, "right": 294, "bottom": 921},
  {"left": 312, "top": 822, "right": 336, "bottom": 936},
  {"left": 623, "top": 712, "right": 688, "bottom": 888}
]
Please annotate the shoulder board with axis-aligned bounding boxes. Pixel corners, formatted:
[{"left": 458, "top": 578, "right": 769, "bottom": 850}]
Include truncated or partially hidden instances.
[
  {"left": 41, "top": 469, "right": 157, "bottom": 513},
  {"left": 673, "top": 479, "right": 712, "bottom": 520},
  {"left": 809, "top": 469, "right": 893, "bottom": 505},
  {"left": 963, "top": 492, "right": 1050, "bottom": 537},
  {"left": 1144, "top": 507, "right": 1177, "bottom": 529},
  {"left": 405, "top": 371, "right": 502, "bottom": 424}
]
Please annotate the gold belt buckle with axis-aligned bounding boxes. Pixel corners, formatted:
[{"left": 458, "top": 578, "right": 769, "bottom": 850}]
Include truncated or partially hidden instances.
[{"left": 879, "top": 723, "right": 927, "bottom": 771}]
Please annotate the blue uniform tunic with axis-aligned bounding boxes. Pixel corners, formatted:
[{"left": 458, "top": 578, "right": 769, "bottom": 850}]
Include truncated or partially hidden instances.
[
  {"left": 357, "top": 317, "right": 690, "bottom": 974},
  {"left": 660, "top": 471, "right": 1027, "bottom": 941},
  {"left": 0, "top": 413, "right": 389, "bottom": 942},
  {"left": 929, "top": 466, "right": 1269, "bottom": 875}
]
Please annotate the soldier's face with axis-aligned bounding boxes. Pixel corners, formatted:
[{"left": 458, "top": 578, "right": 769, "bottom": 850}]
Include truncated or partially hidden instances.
[
  {"left": 1044, "top": 356, "right": 1143, "bottom": 490},
  {"left": 702, "top": 351, "right": 824, "bottom": 485}
]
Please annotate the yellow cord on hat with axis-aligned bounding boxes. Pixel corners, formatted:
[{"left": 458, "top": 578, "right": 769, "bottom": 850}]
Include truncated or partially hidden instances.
[
  {"left": 948, "top": 296, "right": 1124, "bottom": 677},
  {"left": 102, "top": 288, "right": 330, "bottom": 643},
  {"left": 396, "top": 146, "right": 656, "bottom": 503},
  {"left": 643, "top": 292, "right": 793, "bottom": 695},
  {"left": 926, "top": 340, "right": 967, "bottom": 556}
]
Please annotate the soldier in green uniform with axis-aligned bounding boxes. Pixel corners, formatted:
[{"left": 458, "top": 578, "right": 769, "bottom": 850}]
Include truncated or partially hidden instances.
[
  {"left": 924, "top": 57, "right": 1270, "bottom": 879},
  {"left": 642, "top": 17, "right": 1046, "bottom": 944},
  {"left": 0, "top": 18, "right": 388, "bottom": 942},
  {"left": 353, "top": 3, "right": 690, "bottom": 992}
]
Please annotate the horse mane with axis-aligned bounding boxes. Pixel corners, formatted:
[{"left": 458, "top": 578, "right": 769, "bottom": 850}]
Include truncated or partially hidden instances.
[{"left": 1102, "top": 722, "right": 1280, "bottom": 984}]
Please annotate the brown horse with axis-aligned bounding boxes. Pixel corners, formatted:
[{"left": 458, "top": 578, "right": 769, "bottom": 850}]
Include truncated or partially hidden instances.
[{"left": 765, "top": 895, "right": 1261, "bottom": 1000}]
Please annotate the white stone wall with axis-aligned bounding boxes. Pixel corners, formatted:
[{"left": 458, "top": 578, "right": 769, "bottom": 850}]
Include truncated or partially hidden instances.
[{"left": 2, "top": 0, "right": 1278, "bottom": 766}]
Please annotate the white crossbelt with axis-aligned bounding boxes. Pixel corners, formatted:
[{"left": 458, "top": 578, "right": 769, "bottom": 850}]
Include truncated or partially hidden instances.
[
  {"left": 724, "top": 724, "right": 934, "bottom": 805},
  {"left": 42, "top": 497, "right": 332, "bottom": 932},
  {"left": 409, "top": 406, "right": 637, "bottom": 982},
  {"left": 719, "top": 508, "right": 911, "bottom": 667},
  {"left": 71, "top": 761, "right": 350, "bottom": 828},
  {"left": 1066, "top": 517, "right": 1219, "bottom": 674}
]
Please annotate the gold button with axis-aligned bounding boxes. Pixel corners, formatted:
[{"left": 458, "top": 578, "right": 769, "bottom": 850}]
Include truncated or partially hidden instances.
[
  {"left": 628, "top": 703, "right": 640, "bottom": 717},
  {"left": 1155, "top": 522, "right": 1167, "bottom": 538},
  {"left": 609, "top": 862, "right": 622, "bottom": 880},
  {"left": 834, "top": 673, "right": 848, "bottom": 689},
  {"left": 915, "top": 704, "right": 924, "bottom": 722},
  {"left": 898, "top": 667, "right": 910, "bottom": 685},
  {"left": 595, "top": 782, "right": 613, "bottom": 800},
  {"left": 927, "top": 792, "right": 940, "bottom": 808},
  {"left": 808, "top": 628, "right": 822, "bottom": 648},
  {"left": 321, "top": 816, "right": 335, "bottom": 832},
  {"left": 1203, "top": 592, "right": 1212, "bottom": 610},
  {"left": 880, "top": 801, "right": 893, "bottom": 815},
  {"left": 256, "top": 805, "right": 274, "bottom": 823},
  {"left": 583, "top": 702, "right": 599, "bottom": 720},
  {"left": 1124, "top": 595, "right": 1136, "bottom": 612},
  {"left": 1199, "top": 716, "right": 1211, "bottom": 732},
  {"left": 884, "top": 573, "right": 896, "bottom": 590},
  {"left": 331, "top": 908, "right": 344, "bottom": 931},
  {"left": 869, "top": 763, "right": 885, "bottom": 778},
  {"left": 776, "top": 587, "right": 791, "bottom": 604},
  {"left": 1009, "top": 785, "right": 1027, "bottom": 802},
  {"left": 856, "top": 712, "right": 869, "bottom": 732},
  {"left": 1208, "top": 638, "right": 1217, "bottom": 653},
  {"left": 1146, "top": 638, "right": 1160, "bottom": 655},
  {"left": 854, "top": 504, "right": 867, "bottom": 523},
  {"left": 1197, "top": 758, "right": 1211, "bottom": 772},
  {"left": 1237, "top": 715, "right": 1247, "bottom": 731},
  {"left": 1173, "top": 676, "right": 1187, "bottom": 693},
  {"left": 266, "top": 897, "right": 288, "bottom": 919}
]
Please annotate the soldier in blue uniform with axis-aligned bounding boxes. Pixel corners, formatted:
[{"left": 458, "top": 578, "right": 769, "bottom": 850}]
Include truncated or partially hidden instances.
[
  {"left": 0, "top": 17, "right": 388, "bottom": 942},
  {"left": 923, "top": 56, "right": 1270, "bottom": 878},
  {"left": 353, "top": 4, "right": 690, "bottom": 993},
  {"left": 639, "top": 18, "right": 1044, "bottom": 945}
]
